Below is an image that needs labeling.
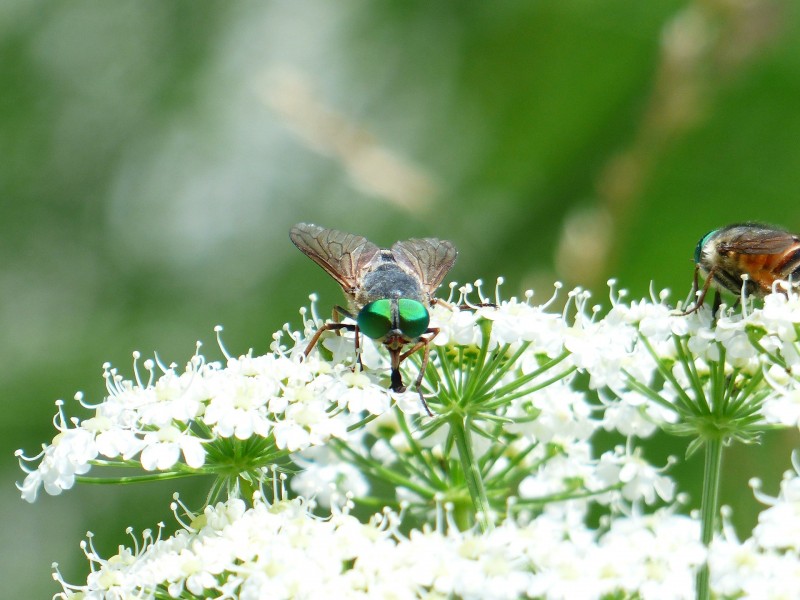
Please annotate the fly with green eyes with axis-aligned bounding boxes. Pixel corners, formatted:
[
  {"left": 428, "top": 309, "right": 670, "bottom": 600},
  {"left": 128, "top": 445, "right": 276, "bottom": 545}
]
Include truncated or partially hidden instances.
[{"left": 290, "top": 223, "right": 458, "bottom": 415}]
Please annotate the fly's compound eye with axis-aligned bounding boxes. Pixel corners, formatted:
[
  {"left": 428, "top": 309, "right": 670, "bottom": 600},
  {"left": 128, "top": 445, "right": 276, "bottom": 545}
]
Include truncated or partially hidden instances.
[
  {"left": 397, "top": 298, "right": 429, "bottom": 339},
  {"left": 357, "top": 299, "right": 430, "bottom": 340},
  {"left": 695, "top": 229, "right": 718, "bottom": 264},
  {"left": 357, "top": 300, "right": 393, "bottom": 340}
]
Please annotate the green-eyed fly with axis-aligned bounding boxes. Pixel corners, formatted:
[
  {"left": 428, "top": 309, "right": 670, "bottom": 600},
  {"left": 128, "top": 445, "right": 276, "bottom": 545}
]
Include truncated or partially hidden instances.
[
  {"left": 684, "top": 222, "right": 800, "bottom": 314},
  {"left": 290, "top": 223, "right": 458, "bottom": 415}
]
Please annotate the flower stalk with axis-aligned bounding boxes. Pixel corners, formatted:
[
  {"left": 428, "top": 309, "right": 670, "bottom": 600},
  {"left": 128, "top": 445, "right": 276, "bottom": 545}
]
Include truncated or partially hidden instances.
[
  {"left": 696, "top": 435, "right": 724, "bottom": 600},
  {"left": 449, "top": 412, "right": 493, "bottom": 531}
]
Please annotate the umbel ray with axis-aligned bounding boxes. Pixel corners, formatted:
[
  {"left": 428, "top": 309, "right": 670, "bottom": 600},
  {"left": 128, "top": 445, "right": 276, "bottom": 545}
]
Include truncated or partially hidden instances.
[{"left": 290, "top": 223, "right": 459, "bottom": 416}]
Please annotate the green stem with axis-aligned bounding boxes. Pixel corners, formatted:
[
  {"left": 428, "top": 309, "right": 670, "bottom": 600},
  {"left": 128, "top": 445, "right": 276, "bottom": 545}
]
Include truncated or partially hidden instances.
[
  {"left": 449, "top": 413, "right": 493, "bottom": 532},
  {"left": 696, "top": 435, "right": 724, "bottom": 600},
  {"left": 76, "top": 470, "right": 196, "bottom": 485}
]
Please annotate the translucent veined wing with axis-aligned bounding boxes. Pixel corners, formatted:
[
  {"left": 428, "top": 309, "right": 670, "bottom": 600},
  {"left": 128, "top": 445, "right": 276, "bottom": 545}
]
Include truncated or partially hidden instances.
[
  {"left": 720, "top": 225, "right": 800, "bottom": 255},
  {"left": 290, "top": 223, "right": 381, "bottom": 293},
  {"left": 391, "top": 238, "right": 457, "bottom": 296}
]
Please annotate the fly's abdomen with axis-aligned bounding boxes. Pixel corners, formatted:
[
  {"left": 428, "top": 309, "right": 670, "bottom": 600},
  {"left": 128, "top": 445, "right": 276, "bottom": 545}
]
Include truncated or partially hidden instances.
[
  {"left": 733, "top": 248, "right": 800, "bottom": 293},
  {"left": 776, "top": 245, "right": 800, "bottom": 282}
]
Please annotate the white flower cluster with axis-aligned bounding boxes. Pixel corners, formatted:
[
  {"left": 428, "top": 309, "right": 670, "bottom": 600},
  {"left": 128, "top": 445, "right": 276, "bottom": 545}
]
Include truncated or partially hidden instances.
[
  {"left": 17, "top": 284, "right": 682, "bottom": 509},
  {"left": 710, "top": 460, "right": 800, "bottom": 598},
  {"left": 285, "top": 286, "right": 677, "bottom": 513},
  {"left": 54, "top": 497, "right": 704, "bottom": 600},
  {"left": 16, "top": 337, "right": 396, "bottom": 503},
  {"left": 23, "top": 279, "right": 800, "bottom": 598}
]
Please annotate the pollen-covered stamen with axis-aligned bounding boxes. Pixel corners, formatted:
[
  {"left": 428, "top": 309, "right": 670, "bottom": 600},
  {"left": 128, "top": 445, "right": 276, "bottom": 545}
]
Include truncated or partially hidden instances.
[
  {"left": 51, "top": 561, "right": 83, "bottom": 593},
  {"left": 270, "top": 329, "right": 290, "bottom": 356},
  {"left": 102, "top": 363, "right": 124, "bottom": 397},
  {"left": 171, "top": 493, "right": 199, "bottom": 531},
  {"left": 15, "top": 446, "right": 46, "bottom": 467},
  {"left": 215, "top": 325, "right": 232, "bottom": 360},
  {"left": 608, "top": 278, "right": 619, "bottom": 306},
  {"left": 456, "top": 282, "right": 474, "bottom": 307},
  {"left": 748, "top": 477, "right": 776, "bottom": 506},
  {"left": 473, "top": 279, "right": 488, "bottom": 304},
  {"left": 131, "top": 351, "right": 145, "bottom": 388},
  {"left": 446, "top": 281, "right": 458, "bottom": 303},
  {"left": 738, "top": 273, "right": 753, "bottom": 317},
  {"left": 308, "top": 292, "right": 321, "bottom": 325},
  {"left": 540, "top": 281, "right": 563, "bottom": 311},
  {"left": 523, "top": 289, "right": 534, "bottom": 305},
  {"left": 80, "top": 532, "right": 99, "bottom": 565},
  {"left": 151, "top": 351, "right": 170, "bottom": 375},
  {"left": 562, "top": 286, "right": 586, "bottom": 320},
  {"left": 494, "top": 276, "right": 505, "bottom": 305}
]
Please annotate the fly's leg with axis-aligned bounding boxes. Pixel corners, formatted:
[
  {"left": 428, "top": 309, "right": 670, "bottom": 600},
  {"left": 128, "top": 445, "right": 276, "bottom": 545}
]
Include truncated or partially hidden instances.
[
  {"left": 397, "top": 327, "right": 439, "bottom": 417},
  {"left": 304, "top": 304, "right": 359, "bottom": 362},
  {"left": 432, "top": 298, "right": 497, "bottom": 312},
  {"left": 414, "top": 337, "right": 433, "bottom": 417},
  {"left": 330, "top": 305, "right": 365, "bottom": 371},
  {"left": 681, "top": 266, "right": 715, "bottom": 315},
  {"left": 303, "top": 322, "right": 355, "bottom": 357},
  {"left": 712, "top": 290, "right": 723, "bottom": 317}
]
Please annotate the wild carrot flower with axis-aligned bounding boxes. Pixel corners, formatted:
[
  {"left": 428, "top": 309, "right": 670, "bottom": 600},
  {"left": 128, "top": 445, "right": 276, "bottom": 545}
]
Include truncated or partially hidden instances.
[{"left": 18, "top": 280, "right": 800, "bottom": 598}]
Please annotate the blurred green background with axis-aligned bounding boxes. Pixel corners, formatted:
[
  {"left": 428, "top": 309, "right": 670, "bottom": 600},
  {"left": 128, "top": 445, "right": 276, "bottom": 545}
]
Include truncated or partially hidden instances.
[{"left": 3, "top": 0, "right": 800, "bottom": 595}]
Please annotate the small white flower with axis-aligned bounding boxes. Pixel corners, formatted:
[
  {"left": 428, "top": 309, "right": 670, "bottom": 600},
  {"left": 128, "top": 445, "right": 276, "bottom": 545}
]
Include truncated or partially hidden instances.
[
  {"left": 750, "top": 292, "right": 800, "bottom": 343},
  {"left": 203, "top": 372, "right": 275, "bottom": 439},
  {"left": 601, "top": 390, "right": 663, "bottom": 438},
  {"left": 595, "top": 446, "right": 675, "bottom": 505},
  {"left": 290, "top": 459, "right": 369, "bottom": 508},
  {"left": 507, "top": 380, "right": 597, "bottom": 444},
  {"left": 17, "top": 415, "right": 98, "bottom": 502},
  {"left": 564, "top": 311, "right": 638, "bottom": 391},
  {"left": 429, "top": 303, "right": 481, "bottom": 346},
  {"left": 763, "top": 388, "right": 800, "bottom": 428},
  {"left": 140, "top": 425, "right": 206, "bottom": 471},
  {"left": 336, "top": 369, "right": 391, "bottom": 415}
]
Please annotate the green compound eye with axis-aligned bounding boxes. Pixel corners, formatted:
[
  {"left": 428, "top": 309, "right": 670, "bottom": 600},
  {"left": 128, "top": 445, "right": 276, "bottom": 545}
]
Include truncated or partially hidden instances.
[
  {"left": 397, "top": 298, "right": 429, "bottom": 339},
  {"left": 695, "top": 229, "right": 718, "bottom": 264},
  {"left": 357, "top": 300, "right": 393, "bottom": 340}
]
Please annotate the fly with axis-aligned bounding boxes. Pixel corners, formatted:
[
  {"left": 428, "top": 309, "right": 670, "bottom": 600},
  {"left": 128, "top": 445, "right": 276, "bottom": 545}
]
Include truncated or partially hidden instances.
[{"left": 290, "top": 222, "right": 458, "bottom": 415}]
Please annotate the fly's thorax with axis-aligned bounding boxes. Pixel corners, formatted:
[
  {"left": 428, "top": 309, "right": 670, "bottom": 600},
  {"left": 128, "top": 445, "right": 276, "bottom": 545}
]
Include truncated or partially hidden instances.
[
  {"left": 696, "top": 229, "right": 744, "bottom": 274},
  {"left": 701, "top": 243, "right": 756, "bottom": 295},
  {"left": 699, "top": 228, "right": 793, "bottom": 297},
  {"left": 357, "top": 262, "right": 425, "bottom": 306}
]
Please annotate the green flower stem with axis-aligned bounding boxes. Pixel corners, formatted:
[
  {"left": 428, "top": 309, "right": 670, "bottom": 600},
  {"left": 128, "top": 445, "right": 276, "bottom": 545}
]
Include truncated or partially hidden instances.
[
  {"left": 238, "top": 477, "right": 259, "bottom": 504},
  {"left": 330, "top": 438, "right": 436, "bottom": 498},
  {"left": 475, "top": 350, "right": 570, "bottom": 404},
  {"left": 511, "top": 482, "right": 623, "bottom": 507},
  {"left": 449, "top": 413, "right": 493, "bottom": 532},
  {"left": 76, "top": 470, "right": 196, "bottom": 485},
  {"left": 745, "top": 327, "right": 785, "bottom": 368},
  {"left": 480, "top": 364, "right": 576, "bottom": 410},
  {"left": 639, "top": 335, "right": 695, "bottom": 413},
  {"left": 622, "top": 374, "right": 679, "bottom": 414},
  {"left": 436, "top": 346, "right": 460, "bottom": 395},
  {"left": 675, "top": 337, "right": 711, "bottom": 414},
  {"left": 696, "top": 435, "right": 724, "bottom": 600}
]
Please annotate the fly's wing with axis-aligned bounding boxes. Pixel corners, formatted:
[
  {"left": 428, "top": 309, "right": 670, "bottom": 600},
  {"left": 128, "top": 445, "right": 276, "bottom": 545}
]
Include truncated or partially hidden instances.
[
  {"left": 391, "top": 238, "right": 457, "bottom": 297},
  {"left": 721, "top": 226, "right": 800, "bottom": 255},
  {"left": 290, "top": 223, "right": 381, "bottom": 293}
]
